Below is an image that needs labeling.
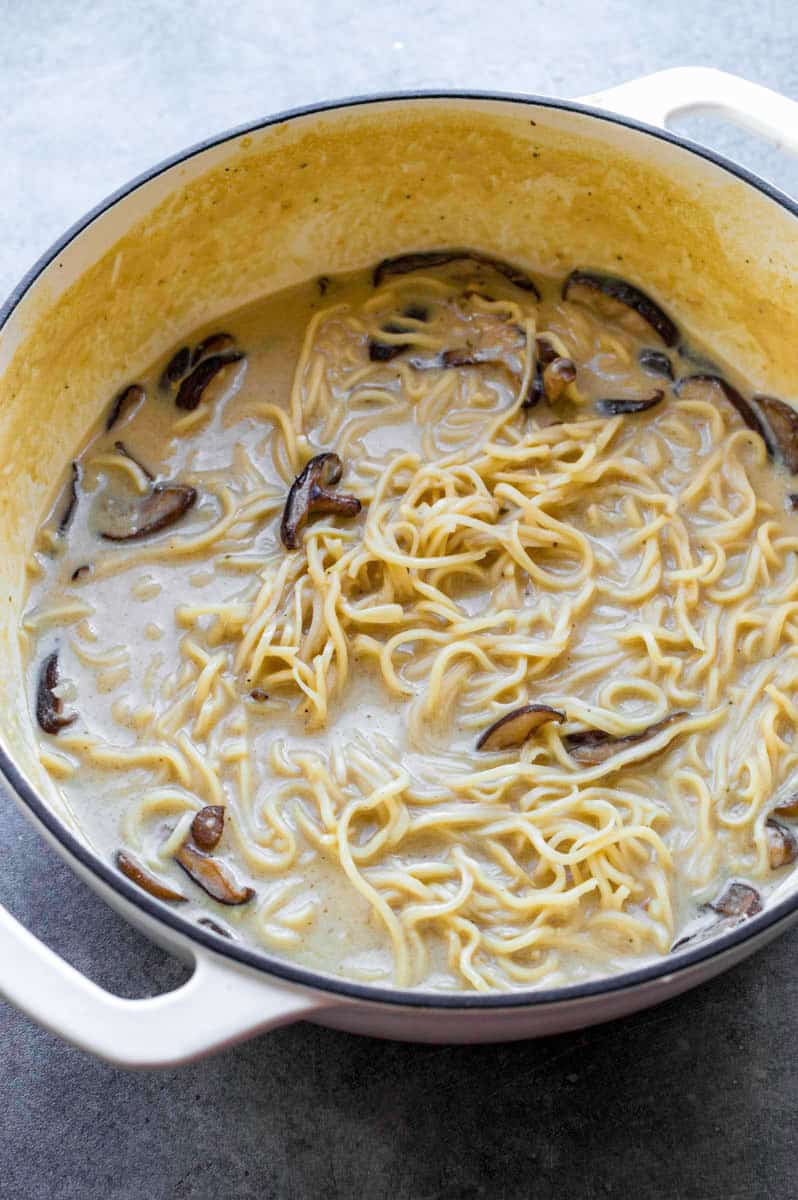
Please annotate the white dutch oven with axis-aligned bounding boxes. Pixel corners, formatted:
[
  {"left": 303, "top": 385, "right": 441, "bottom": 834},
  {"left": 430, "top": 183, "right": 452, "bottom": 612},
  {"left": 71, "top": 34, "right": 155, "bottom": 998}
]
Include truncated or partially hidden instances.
[{"left": 2, "top": 68, "right": 798, "bottom": 1067}]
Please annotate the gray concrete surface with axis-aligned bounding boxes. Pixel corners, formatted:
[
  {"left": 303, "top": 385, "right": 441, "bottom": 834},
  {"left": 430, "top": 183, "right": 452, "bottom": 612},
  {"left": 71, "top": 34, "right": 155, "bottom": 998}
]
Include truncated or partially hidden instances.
[{"left": 1, "top": 2, "right": 797, "bottom": 1197}]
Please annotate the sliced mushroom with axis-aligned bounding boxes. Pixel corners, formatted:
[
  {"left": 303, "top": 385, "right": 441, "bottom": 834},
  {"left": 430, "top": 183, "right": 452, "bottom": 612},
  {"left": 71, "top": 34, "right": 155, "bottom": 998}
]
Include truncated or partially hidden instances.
[
  {"left": 116, "top": 849, "right": 187, "bottom": 902},
  {"left": 280, "top": 453, "right": 362, "bottom": 550},
  {"left": 674, "top": 374, "right": 771, "bottom": 447},
  {"left": 562, "top": 270, "right": 678, "bottom": 347},
  {"left": 564, "top": 711, "right": 687, "bottom": 766},
  {"left": 542, "top": 358, "right": 576, "bottom": 401},
  {"left": 57, "top": 462, "right": 81, "bottom": 534},
  {"left": 597, "top": 390, "right": 664, "bottom": 416},
  {"left": 477, "top": 704, "right": 565, "bottom": 751},
  {"left": 197, "top": 915, "right": 235, "bottom": 938},
  {"left": 113, "top": 440, "right": 155, "bottom": 481},
  {"left": 99, "top": 482, "right": 197, "bottom": 542},
  {"left": 710, "top": 880, "right": 762, "bottom": 918},
  {"left": 191, "top": 332, "right": 236, "bottom": 366},
  {"left": 773, "top": 791, "right": 798, "bottom": 818},
  {"left": 191, "top": 804, "right": 225, "bottom": 852},
  {"left": 36, "top": 651, "right": 77, "bottom": 735},
  {"left": 788, "top": 495, "right": 798, "bottom": 511},
  {"left": 70, "top": 563, "right": 92, "bottom": 582},
  {"left": 368, "top": 322, "right": 409, "bottom": 363},
  {"left": 766, "top": 818, "right": 798, "bottom": 870},
  {"left": 159, "top": 346, "right": 192, "bottom": 389},
  {"left": 105, "top": 383, "right": 145, "bottom": 432},
  {"left": 175, "top": 351, "right": 245, "bottom": 411},
  {"left": 373, "top": 249, "right": 540, "bottom": 297},
  {"left": 524, "top": 336, "right": 573, "bottom": 409},
  {"left": 175, "top": 842, "right": 255, "bottom": 906},
  {"left": 317, "top": 275, "right": 331, "bottom": 296},
  {"left": 250, "top": 688, "right": 269, "bottom": 702},
  {"left": 639, "top": 348, "right": 674, "bottom": 379},
  {"left": 757, "top": 395, "right": 798, "bottom": 473}
]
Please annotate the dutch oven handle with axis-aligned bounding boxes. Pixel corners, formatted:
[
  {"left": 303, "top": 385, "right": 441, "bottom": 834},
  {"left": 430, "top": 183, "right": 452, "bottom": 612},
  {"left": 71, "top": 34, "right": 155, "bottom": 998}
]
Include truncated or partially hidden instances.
[
  {"left": 582, "top": 66, "right": 798, "bottom": 154},
  {"left": 0, "top": 901, "right": 324, "bottom": 1068}
]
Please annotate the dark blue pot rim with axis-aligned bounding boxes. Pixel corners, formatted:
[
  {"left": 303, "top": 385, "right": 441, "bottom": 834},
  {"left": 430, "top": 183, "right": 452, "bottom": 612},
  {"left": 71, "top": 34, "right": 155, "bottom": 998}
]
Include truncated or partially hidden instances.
[{"left": 3, "top": 88, "right": 797, "bottom": 1012}]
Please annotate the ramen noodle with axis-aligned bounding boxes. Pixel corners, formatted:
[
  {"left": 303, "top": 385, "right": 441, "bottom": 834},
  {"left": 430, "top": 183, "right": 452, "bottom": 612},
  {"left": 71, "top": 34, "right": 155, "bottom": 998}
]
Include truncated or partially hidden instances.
[{"left": 21, "top": 253, "right": 798, "bottom": 991}]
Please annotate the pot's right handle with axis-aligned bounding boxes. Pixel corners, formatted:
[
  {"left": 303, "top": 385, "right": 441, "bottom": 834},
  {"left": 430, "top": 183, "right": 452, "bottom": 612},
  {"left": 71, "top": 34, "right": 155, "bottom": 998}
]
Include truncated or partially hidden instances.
[
  {"left": 582, "top": 67, "right": 798, "bottom": 153},
  {"left": 0, "top": 901, "right": 325, "bottom": 1068}
]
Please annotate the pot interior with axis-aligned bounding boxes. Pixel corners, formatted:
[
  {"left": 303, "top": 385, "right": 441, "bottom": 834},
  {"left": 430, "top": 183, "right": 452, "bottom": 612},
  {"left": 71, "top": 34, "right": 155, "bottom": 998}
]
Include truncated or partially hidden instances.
[{"left": 2, "top": 93, "right": 798, "bottom": 894}]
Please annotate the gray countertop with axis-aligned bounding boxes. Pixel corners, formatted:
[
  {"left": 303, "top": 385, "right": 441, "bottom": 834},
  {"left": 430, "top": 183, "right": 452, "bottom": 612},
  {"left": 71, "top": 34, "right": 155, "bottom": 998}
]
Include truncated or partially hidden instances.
[{"left": 1, "top": 3, "right": 797, "bottom": 1197}]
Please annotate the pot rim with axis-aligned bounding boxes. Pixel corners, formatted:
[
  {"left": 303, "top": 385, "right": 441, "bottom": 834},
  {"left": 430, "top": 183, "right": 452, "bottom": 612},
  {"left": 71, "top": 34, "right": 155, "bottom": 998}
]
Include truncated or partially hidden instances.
[{"left": 3, "top": 87, "right": 798, "bottom": 1011}]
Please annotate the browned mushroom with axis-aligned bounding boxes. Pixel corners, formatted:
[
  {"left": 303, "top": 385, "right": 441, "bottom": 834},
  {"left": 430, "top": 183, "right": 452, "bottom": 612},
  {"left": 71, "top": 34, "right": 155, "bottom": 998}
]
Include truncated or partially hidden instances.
[
  {"left": 113, "top": 441, "right": 155, "bottom": 481},
  {"left": 36, "top": 651, "right": 77, "bottom": 735},
  {"left": 250, "top": 688, "right": 269, "bottom": 702},
  {"left": 757, "top": 395, "right": 798, "bottom": 473},
  {"left": 773, "top": 791, "right": 798, "bottom": 818},
  {"left": 597, "top": 390, "right": 664, "bottom": 416},
  {"left": 710, "top": 880, "right": 762, "bottom": 918},
  {"left": 159, "top": 346, "right": 191, "bottom": 389},
  {"left": 175, "top": 842, "right": 255, "bottom": 906},
  {"left": 57, "top": 462, "right": 81, "bottom": 534},
  {"left": 766, "top": 818, "right": 798, "bottom": 870},
  {"left": 477, "top": 704, "right": 565, "bottom": 751},
  {"left": 674, "top": 374, "right": 771, "bottom": 447},
  {"left": 788, "top": 495, "right": 798, "bottom": 511},
  {"left": 99, "top": 482, "right": 197, "bottom": 542},
  {"left": 280, "top": 453, "right": 362, "bottom": 550},
  {"left": 197, "top": 916, "right": 235, "bottom": 938},
  {"left": 105, "top": 383, "right": 145, "bottom": 431},
  {"left": 70, "top": 564, "right": 92, "bottom": 582},
  {"left": 373, "top": 249, "right": 540, "bottom": 297},
  {"left": 564, "top": 711, "right": 687, "bottom": 766},
  {"left": 563, "top": 270, "right": 678, "bottom": 346},
  {"left": 542, "top": 358, "right": 577, "bottom": 401},
  {"left": 524, "top": 337, "right": 572, "bottom": 409},
  {"left": 116, "top": 849, "right": 187, "bottom": 902},
  {"left": 191, "top": 805, "right": 225, "bottom": 852},
  {"left": 639, "top": 348, "right": 674, "bottom": 379},
  {"left": 175, "top": 351, "right": 245, "bottom": 411},
  {"left": 191, "top": 332, "right": 236, "bottom": 366}
]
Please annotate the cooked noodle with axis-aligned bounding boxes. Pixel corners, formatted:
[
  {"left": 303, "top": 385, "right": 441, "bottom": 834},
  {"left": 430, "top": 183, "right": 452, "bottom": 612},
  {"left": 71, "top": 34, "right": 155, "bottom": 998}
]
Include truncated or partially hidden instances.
[{"left": 23, "top": 261, "right": 798, "bottom": 990}]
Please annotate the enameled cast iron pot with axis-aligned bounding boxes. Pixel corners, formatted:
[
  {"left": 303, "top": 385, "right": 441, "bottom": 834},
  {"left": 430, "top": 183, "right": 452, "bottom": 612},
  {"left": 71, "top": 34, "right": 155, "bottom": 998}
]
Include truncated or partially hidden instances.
[{"left": 2, "top": 67, "right": 798, "bottom": 1067}]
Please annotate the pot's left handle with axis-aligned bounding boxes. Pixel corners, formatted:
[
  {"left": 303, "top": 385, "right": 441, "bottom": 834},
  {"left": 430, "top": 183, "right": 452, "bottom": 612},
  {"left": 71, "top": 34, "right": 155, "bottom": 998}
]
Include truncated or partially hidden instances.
[{"left": 0, "top": 902, "right": 324, "bottom": 1067}]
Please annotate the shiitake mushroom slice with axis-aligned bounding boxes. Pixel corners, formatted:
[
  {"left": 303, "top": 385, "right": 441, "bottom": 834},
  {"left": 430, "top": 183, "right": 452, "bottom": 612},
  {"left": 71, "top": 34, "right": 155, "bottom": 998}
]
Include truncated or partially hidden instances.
[
  {"left": 564, "top": 711, "right": 687, "bottom": 766},
  {"left": 674, "top": 374, "right": 772, "bottom": 448},
  {"left": 638, "top": 348, "right": 674, "bottom": 379},
  {"left": 766, "top": 818, "right": 798, "bottom": 870},
  {"left": 175, "top": 842, "right": 255, "bottom": 906},
  {"left": 70, "top": 564, "right": 92, "bottom": 582},
  {"left": 191, "top": 332, "right": 236, "bottom": 366},
  {"left": 373, "top": 249, "right": 540, "bottom": 298},
  {"left": 116, "top": 849, "right": 187, "bottom": 902},
  {"left": 191, "top": 805, "right": 225, "bottom": 852},
  {"left": 159, "top": 346, "right": 191, "bottom": 390},
  {"left": 562, "top": 270, "right": 679, "bottom": 347},
  {"left": 105, "top": 383, "right": 145, "bottom": 432},
  {"left": 523, "top": 336, "right": 570, "bottom": 409},
  {"left": 542, "top": 358, "right": 576, "bottom": 402},
  {"left": 57, "top": 462, "right": 81, "bottom": 535},
  {"left": 280, "top": 453, "right": 361, "bottom": 550},
  {"left": 710, "top": 880, "right": 762, "bottom": 918},
  {"left": 597, "top": 390, "right": 663, "bottom": 416},
  {"left": 35, "top": 650, "right": 77, "bottom": 735},
  {"left": 99, "top": 482, "right": 197, "bottom": 542},
  {"left": 175, "top": 351, "right": 245, "bottom": 411},
  {"left": 756, "top": 395, "right": 798, "bottom": 473},
  {"left": 368, "top": 322, "right": 410, "bottom": 363},
  {"left": 672, "top": 879, "right": 763, "bottom": 951},
  {"left": 476, "top": 704, "right": 565, "bottom": 751}
]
